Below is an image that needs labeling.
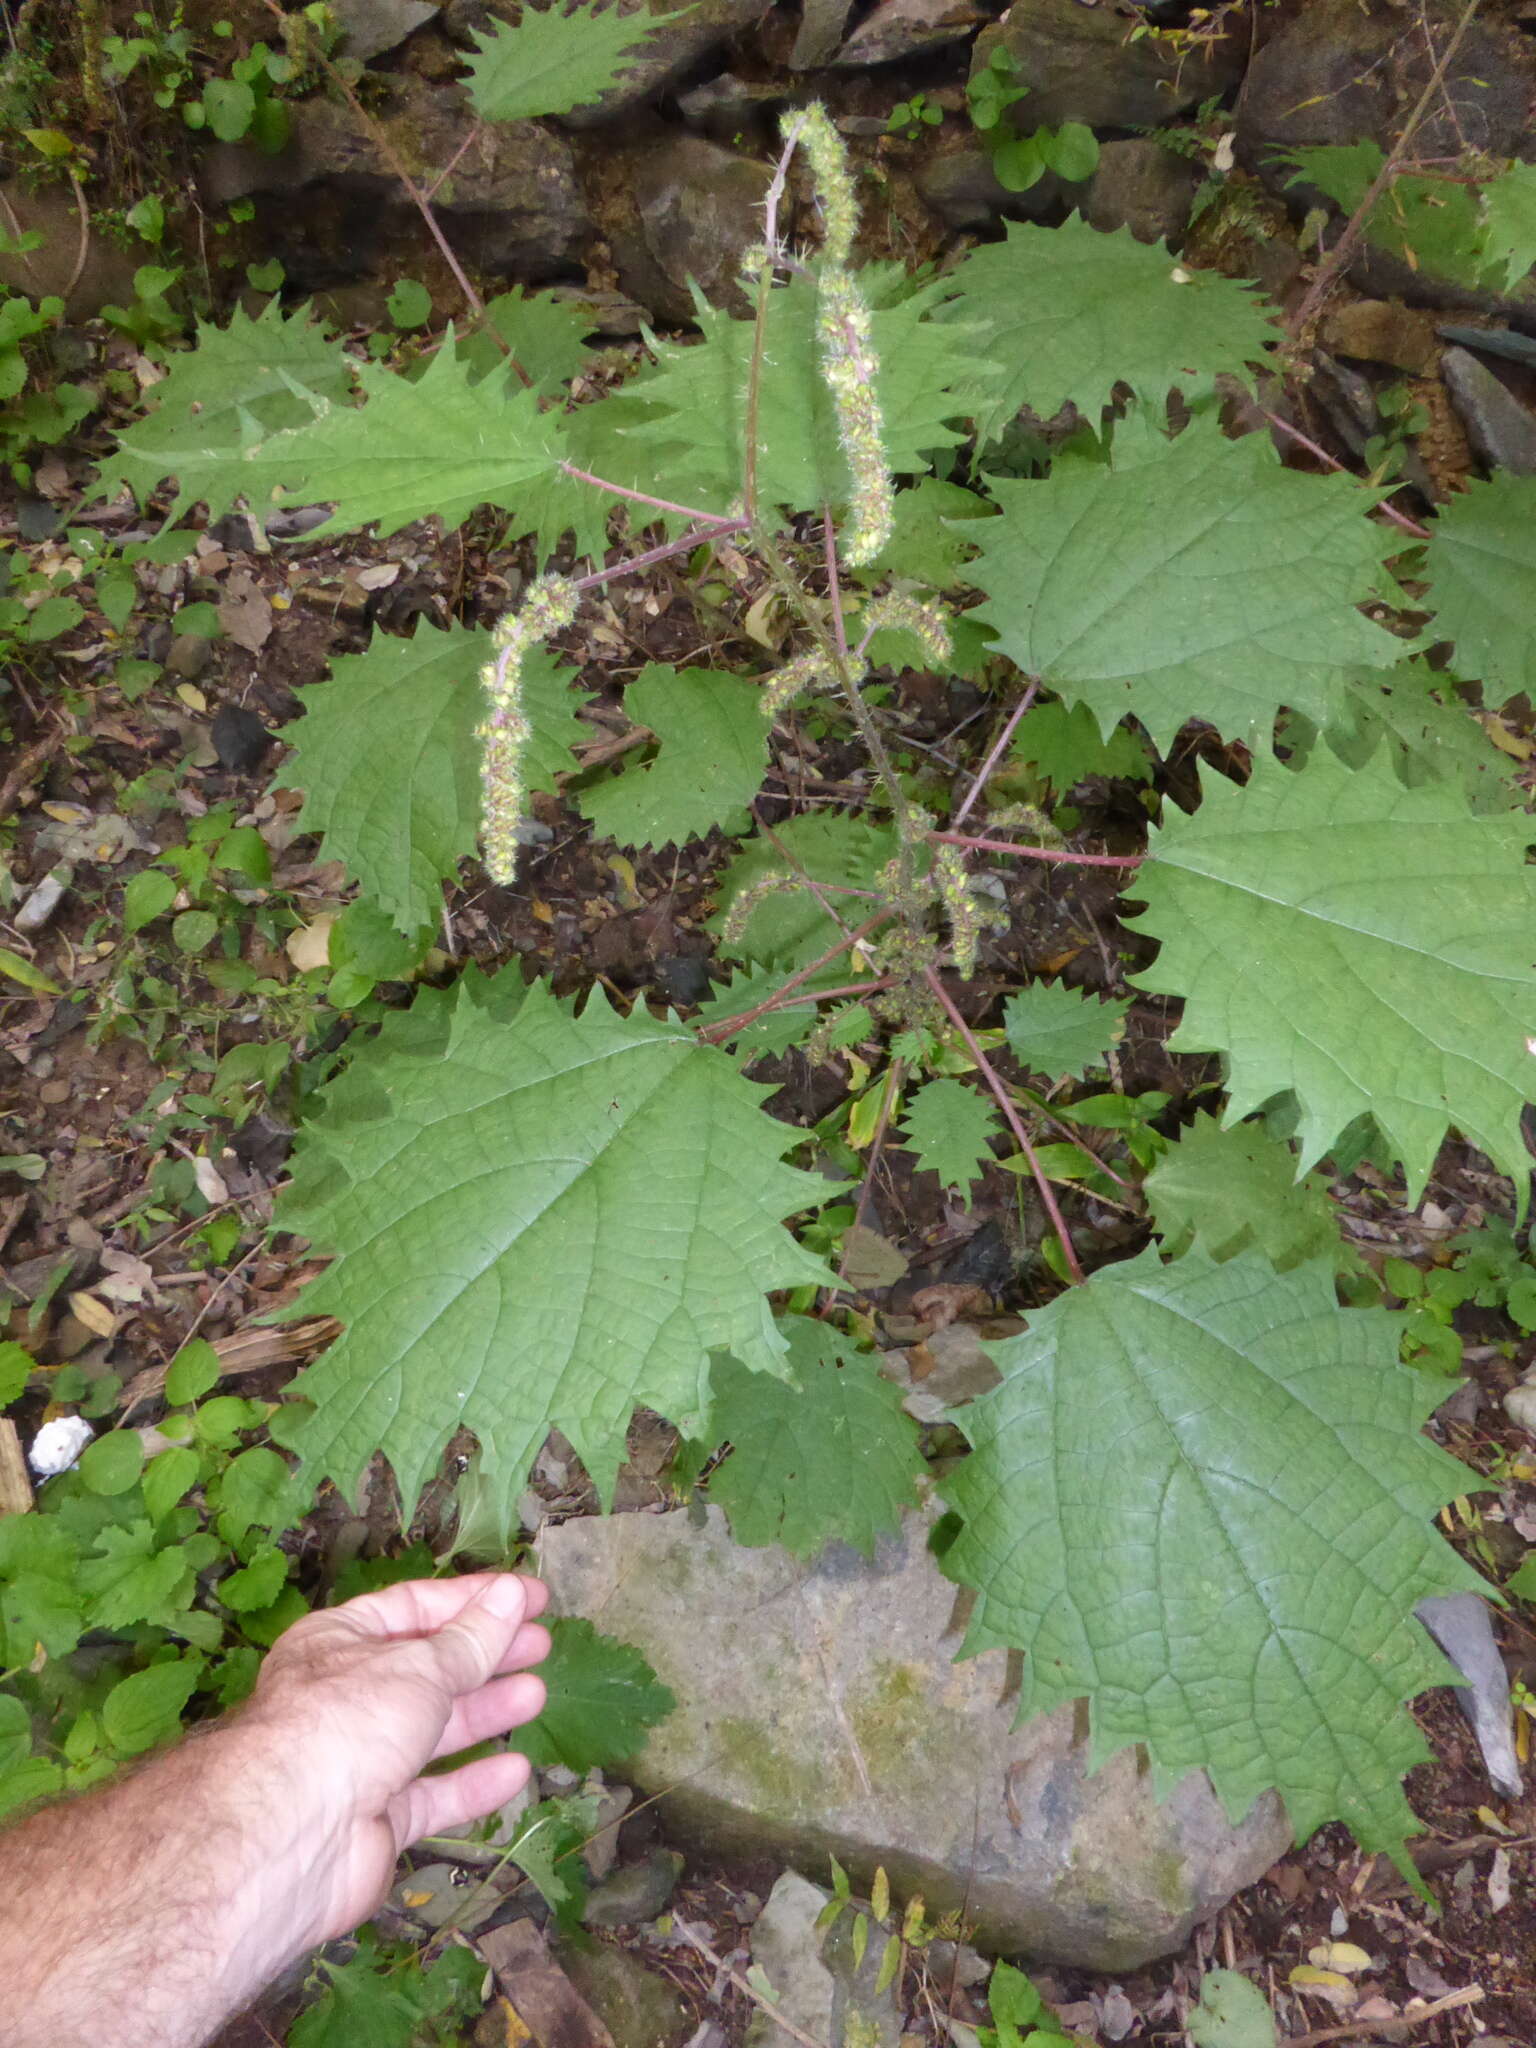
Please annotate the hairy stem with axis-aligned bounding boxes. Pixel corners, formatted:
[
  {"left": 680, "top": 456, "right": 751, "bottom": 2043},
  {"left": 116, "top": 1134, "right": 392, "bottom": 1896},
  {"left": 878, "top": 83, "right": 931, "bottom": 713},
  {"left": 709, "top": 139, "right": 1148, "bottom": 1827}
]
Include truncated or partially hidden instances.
[
  {"left": 1261, "top": 409, "right": 1431, "bottom": 540},
  {"left": 931, "top": 831, "right": 1144, "bottom": 871},
  {"left": 697, "top": 912, "right": 891, "bottom": 1045},
  {"left": 951, "top": 680, "right": 1041, "bottom": 829},
  {"left": 923, "top": 969, "right": 1085, "bottom": 1285}
]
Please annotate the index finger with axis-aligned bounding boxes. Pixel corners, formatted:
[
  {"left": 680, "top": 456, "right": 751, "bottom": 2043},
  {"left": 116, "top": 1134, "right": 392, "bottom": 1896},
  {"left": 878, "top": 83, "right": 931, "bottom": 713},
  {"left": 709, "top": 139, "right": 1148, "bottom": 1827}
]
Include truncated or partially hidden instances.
[{"left": 331, "top": 1572, "right": 548, "bottom": 1644}]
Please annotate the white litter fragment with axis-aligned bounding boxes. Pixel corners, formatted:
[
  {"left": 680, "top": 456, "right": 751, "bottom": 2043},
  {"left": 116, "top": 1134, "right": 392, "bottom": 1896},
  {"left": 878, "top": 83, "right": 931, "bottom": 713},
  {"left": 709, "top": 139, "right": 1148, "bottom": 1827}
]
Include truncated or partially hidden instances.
[{"left": 29, "top": 1415, "right": 95, "bottom": 1477}]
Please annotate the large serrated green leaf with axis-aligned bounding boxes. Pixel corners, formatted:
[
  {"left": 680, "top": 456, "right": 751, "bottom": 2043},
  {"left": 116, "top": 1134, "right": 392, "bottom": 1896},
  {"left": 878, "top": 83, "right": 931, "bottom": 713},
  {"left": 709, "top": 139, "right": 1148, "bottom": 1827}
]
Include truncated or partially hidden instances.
[
  {"left": 626, "top": 271, "right": 982, "bottom": 523},
  {"left": 578, "top": 664, "right": 768, "bottom": 849},
  {"left": 464, "top": 0, "right": 682, "bottom": 125},
  {"left": 967, "top": 412, "right": 1399, "bottom": 749},
  {"left": 277, "top": 622, "right": 586, "bottom": 934},
  {"left": 275, "top": 975, "right": 832, "bottom": 1516},
  {"left": 1011, "top": 700, "right": 1153, "bottom": 789},
  {"left": 1130, "top": 745, "right": 1536, "bottom": 1202},
  {"left": 93, "top": 297, "right": 355, "bottom": 518},
  {"left": 273, "top": 345, "right": 560, "bottom": 538},
  {"left": 707, "top": 1318, "right": 924, "bottom": 1557},
  {"left": 1424, "top": 471, "right": 1536, "bottom": 703},
  {"left": 1305, "top": 661, "right": 1518, "bottom": 813},
  {"left": 937, "top": 217, "right": 1279, "bottom": 441},
  {"left": 899, "top": 1079, "right": 1001, "bottom": 1207},
  {"left": 939, "top": 1244, "right": 1482, "bottom": 1859}
]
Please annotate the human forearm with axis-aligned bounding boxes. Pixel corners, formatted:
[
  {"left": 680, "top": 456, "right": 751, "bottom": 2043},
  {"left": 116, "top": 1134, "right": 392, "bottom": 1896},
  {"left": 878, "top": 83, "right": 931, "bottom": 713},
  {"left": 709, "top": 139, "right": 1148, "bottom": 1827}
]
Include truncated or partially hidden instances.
[{"left": 0, "top": 1717, "right": 304, "bottom": 2048}]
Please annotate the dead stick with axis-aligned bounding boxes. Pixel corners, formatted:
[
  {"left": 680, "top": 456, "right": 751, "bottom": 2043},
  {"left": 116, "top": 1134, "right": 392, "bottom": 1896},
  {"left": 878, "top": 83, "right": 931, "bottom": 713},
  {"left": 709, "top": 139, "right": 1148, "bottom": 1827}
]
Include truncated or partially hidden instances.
[
  {"left": 930, "top": 831, "right": 1143, "bottom": 871},
  {"left": 1282, "top": 1982, "right": 1482, "bottom": 2047},
  {"left": 672, "top": 1917, "right": 832, "bottom": 2048},
  {"left": 1289, "top": 0, "right": 1483, "bottom": 334},
  {"left": 951, "top": 681, "right": 1040, "bottom": 829}
]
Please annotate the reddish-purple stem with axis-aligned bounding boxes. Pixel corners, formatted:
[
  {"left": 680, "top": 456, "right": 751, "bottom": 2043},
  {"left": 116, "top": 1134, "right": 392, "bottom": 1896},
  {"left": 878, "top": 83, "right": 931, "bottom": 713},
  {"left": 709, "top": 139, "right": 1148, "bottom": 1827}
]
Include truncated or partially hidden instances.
[
  {"left": 696, "top": 913, "right": 891, "bottom": 1045},
  {"left": 1261, "top": 409, "right": 1431, "bottom": 541},
  {"left": 568, "top": 519, "right": 747, "bottom": 599},
  {"left": 931, "top": 831, "right": 1143, "bottom": 870},
  {"left": 923, "top": 968, "right": 1085, "bottom": 1285},
  {"left": 557, "top": 462, "right": 726, "bottom": 528},
  {"left": 952, "top": 680, "right": 1041, "bottom": 828}
]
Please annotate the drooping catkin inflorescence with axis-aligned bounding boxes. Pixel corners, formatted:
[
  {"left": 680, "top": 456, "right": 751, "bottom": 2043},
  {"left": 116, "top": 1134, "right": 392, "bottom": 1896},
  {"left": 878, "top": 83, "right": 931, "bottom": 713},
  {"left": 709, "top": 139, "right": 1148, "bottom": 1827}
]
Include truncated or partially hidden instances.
[
  {"left": 781, "top": 106, "right": 894, "bottom": 568},
  {"left": 758, "top": 648, "right": 843, "bottom": 719},
  {"left": 934, "top": 842, "right": 981, "bottom": 980},
  {"left": 478, "top": 573, "right": 579, "bottom": 885},
  {"left": 858, "top": 594, "right": 952, "bottom": 668},
  {"left": 719, "top": 869, "right": 802, "bottom": 946}
]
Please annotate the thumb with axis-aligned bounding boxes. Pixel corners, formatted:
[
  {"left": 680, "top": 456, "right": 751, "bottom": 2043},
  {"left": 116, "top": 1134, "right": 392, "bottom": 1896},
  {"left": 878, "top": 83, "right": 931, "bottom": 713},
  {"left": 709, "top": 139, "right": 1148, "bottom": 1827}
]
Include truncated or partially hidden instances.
[{"left": 419, "top": 1575, "right": 532, "bottom": 1698}]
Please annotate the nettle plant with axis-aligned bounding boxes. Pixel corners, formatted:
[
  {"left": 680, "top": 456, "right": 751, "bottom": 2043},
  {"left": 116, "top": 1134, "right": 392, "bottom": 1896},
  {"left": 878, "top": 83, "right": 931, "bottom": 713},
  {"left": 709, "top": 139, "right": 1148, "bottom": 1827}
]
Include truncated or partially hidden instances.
[{"left": 95, "top": 3, "right": 1536, "bottom": 1880}]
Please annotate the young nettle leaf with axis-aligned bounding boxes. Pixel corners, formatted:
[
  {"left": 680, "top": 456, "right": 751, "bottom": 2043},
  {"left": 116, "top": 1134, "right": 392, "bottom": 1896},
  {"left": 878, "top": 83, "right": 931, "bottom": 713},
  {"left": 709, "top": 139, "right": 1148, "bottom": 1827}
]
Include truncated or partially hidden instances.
[
  {"left": 1479, "top": 161, "right": 1536, "bottom": 292},
  {"left": 464, "top": 0, "right": 682, "bottom": 125},
  {"left": 273, "top": 346, "right": 560, "bottom": 538},
  {"left": 1423, "top": 471, "right": 1536, "bottom": 702},
  {"left": 690, "top": 966, "right": 819, "bottom": 1059},
  {"left": 1282, "top": 143, "right": 1493, "bottom": 292},
  {"left": 1131, "top": 745, "right": 1536, "bottom": 1201},
  {"left": 498, "top": 1792, "right": 600, "bottom": 1933},
  {"left": 899, "top": 1079, "right": 1001, "bottom": 1207},
  {"left": 1002, "top": 982, "right": 1129, "bottom": 1084},
  {"left": 1145, "top": 1117, "right": 1341, "bottom": 1270},
  {"left": 940, "top": 1245, "right": 1483, "bottom": 1862},
  {"left": 278, "top": 623, "right": 586, "bottom": 935},
  {"left": 93, "top": 297, "right": 354, "bottom": 518},
  {"left": 627, "top": 271, "right": 981, "bottom": 523},
  {"left": 967, "top": 410, "right": 1400, "bottom": 749},
  {"left": 938, "top": 217, "right": 1279, "bottom": 440},
  {"left": 289, "top": 1932, "right": 484, "bottom": 2048},
  {"left": 1010, "top": 700, "right": 1153, "bottom": 791},
  {"left": 579, "top": 665, "right": 769, "bottom": 850},
  {"left": 275, "top": 975, "right": 831, "bottom": 1518},
  {"left": 706, "top": 1318, "right": 924, "bottom": 1558},
  {"left": 1187, "top": 1969, "right": 1277, "bottom": 2048},
  {"left": 515, "top": 1617, "right": 675, "bottom": 1771}
]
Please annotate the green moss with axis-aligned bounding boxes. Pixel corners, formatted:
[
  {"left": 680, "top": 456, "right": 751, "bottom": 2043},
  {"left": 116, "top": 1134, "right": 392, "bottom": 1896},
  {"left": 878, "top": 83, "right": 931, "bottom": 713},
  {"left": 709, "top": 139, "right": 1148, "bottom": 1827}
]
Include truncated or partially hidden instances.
[
  {"left": 709, "top": 1713, "right": 825, "bottom": 1813},
  {"left": 846, "top": 1658, "right": 939, "bottom": 1783}
]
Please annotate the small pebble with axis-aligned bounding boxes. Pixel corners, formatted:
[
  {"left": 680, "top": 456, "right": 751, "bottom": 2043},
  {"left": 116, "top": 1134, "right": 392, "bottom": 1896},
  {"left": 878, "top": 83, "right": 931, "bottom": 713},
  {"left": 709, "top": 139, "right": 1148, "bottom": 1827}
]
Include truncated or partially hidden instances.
[
  {"left": 16, "top": 867, "right": 69, "bottom": 933},
  {"left": 167, "top": 633, "right": 212, "bottom": 679},
  {"left": 1504, "top": 1382, "right": 1536, "bottom": 1434},
  {"left": 30, "top": 1415, "right": 94, "bottom": 1477},
  {"left": 211, "top": 703, "right": 272, "bottom": 774}
]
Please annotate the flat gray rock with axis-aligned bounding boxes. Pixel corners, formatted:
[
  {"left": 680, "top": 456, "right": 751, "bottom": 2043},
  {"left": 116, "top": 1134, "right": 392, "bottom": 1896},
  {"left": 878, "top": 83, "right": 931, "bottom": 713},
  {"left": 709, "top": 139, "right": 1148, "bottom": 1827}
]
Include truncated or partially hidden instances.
[{"left": 537, "top": 1508, "right": 1291, "bottom": 1971}]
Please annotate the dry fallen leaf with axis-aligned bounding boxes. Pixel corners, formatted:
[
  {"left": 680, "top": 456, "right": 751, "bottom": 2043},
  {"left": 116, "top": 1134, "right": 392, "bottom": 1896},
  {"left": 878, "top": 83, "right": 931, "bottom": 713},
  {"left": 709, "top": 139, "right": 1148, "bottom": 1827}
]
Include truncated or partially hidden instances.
[
  {"left": 67, "top": 1292, "right": 118, "bottom": 1340},
  {"left": 285, "top": 913, "right": 337, "bottom": 973},
  {"left": 1488, "top": 1844, "right": 1511, "bottom": 1911},
  {"left": 218, "top": 567, "right": 274, "bottom": 653},
  {"left": 1308, "top": 1941, "right": 1374, "bottom": 1975},
  {"left": 193, "top": 1155, "right": 230, "bottom": 1206}
]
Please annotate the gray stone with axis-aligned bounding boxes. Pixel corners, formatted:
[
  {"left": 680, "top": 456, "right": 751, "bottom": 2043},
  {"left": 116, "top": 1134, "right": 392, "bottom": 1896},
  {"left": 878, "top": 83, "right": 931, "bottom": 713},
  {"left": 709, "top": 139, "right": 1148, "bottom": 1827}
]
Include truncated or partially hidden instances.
[
  {"left": 1504, "top": 1381, "right": 1536, "bottom": 1434},
  {"left": 583, "top": 1847, "right": 685, "bottom": 1928},
  {"left": 1082, "top": 140, "right": 1200, "bottom": 249},
  {"left": 584, "top": 1778, "right": 635, "bottom": 1879},
  {"left": 791, "top": 0, "right": 853, "bottom": 69},
  {"left": 1319, "top": 300, "right": 1441, "bottom": 376},
  {"left": 0, "top": 184, "right": 141, "bottom": 318},
  {"left": 196, "top": 78, "right": 586, "bottom": 287},
  {"left": 330, "top": 0, "right": 440, "bottom": 61},
  {"left": 746, "top": 1872, "right": 902, "bottom": 2048},
  {"left": 1237, "top": 0, "right": 1532, "bottom": 192},
  {"left": 831, "top": 0, "right": 982, "bottom": 68},
  {"left": 556, "top": 1938, "right": 692, "bottom": 2048},
  {"left": 1417, "top": 1592, "right": 1524, "bottom": 1801},
  {"left": 16, "top": 868, "right": 68, "bottom": 935},
  {"left": 536, "top": 1508, "right": 1292, "bottom": 1971},
  {"left": 605, "top": 133, "right": 772, "bottom": 323},
  {"left": 974, "top": 0, "right": 1242, "bottom": 133},
  {"left": 389, "top": 1858, "right": 504, "bottom": 1932},
  {"left": 915, "top": 147, "right": 1058, "bottom": 232},
  {"left": 1441, "top": 347, "right": 1536, "bottom": 475},
  {"left": 167, "top": 632, "right": 212, "bottom": 679}
]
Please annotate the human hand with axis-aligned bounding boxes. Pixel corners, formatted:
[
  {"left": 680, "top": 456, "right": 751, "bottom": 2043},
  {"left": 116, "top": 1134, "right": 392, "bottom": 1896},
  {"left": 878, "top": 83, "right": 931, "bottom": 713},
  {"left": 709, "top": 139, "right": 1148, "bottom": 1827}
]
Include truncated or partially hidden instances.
[{"left": 226, "top": 1572, "right": 549, "bottom": 1974}]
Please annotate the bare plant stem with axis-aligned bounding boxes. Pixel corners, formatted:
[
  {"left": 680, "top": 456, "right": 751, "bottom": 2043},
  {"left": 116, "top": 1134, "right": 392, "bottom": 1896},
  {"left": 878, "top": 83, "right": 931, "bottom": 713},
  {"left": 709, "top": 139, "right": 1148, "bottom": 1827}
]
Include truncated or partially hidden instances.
[
  {"left": 556, "top": 464, "right": 729, "bottom": 528},
  {"left": 923, "top": 968, "right": 1085, "bottom": 1284},
  {"left": 1261, "top": 408, "right": 1431, "bottom": 540},
  {"left": 951, "top": 681, "right": 1040, "bottom": 828},
  {"left": 672, "top": 1919, "right": 832, "bottom": 2048},
  {"left": 697, "top": 912, "right": 892, "bottom": 1045},
  {"left": 567, "top": 518, "right": 746, "bottom": 599},
  {"left": 825, "top": 1055, "right": 906, "bottom": 1300},
  {"left": 1288, "top": 0, "right": 1483, "bottom": 335},
  {"left": 931, "top": 831, "right": 1143, "bottom": 871}
]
